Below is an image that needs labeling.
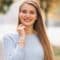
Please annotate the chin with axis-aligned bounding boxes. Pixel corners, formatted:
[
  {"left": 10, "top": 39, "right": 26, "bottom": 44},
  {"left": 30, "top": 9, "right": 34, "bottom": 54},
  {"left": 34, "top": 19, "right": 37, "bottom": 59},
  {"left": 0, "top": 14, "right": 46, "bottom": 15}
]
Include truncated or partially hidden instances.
[{"left": 23, "top": 23, "right": 33, "bottom": 27}]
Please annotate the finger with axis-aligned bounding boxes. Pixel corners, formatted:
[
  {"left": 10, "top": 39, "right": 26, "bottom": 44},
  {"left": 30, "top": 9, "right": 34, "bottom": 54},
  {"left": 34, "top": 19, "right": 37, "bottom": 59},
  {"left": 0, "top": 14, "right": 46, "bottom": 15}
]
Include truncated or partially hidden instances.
[{"left": 19, "top": 24, "right": 25, "bottom": 30}]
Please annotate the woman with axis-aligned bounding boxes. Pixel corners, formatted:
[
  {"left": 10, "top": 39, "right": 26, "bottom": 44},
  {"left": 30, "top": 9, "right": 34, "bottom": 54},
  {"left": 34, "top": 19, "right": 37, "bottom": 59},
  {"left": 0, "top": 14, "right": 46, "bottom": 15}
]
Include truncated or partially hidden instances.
[{"left": 3, "top": 0, "right": 54, "bottom": 60}]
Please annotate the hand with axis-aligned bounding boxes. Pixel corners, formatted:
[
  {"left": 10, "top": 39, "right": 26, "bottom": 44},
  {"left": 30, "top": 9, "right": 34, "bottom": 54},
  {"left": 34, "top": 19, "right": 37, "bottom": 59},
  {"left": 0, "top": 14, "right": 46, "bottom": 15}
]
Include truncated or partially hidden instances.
[
  {"left": 17, "top": 24, "right": 26, "bottom": 39},
  {"left": 17, "top": 24, "right": 26, "bottom": 48}
]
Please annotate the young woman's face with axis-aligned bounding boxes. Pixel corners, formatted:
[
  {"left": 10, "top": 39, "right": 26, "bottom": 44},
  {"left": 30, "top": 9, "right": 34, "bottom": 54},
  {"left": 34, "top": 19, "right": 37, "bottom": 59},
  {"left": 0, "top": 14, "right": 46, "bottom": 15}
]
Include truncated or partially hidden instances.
[{"left": 19, "top": 3, "right": 37, "bottom": 26}]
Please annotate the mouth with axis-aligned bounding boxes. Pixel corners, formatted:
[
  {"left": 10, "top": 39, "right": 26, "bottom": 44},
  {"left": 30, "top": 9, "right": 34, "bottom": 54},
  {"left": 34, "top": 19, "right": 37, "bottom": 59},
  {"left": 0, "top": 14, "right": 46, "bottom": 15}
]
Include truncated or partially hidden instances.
[{"left": 24, "top": 19, "right": 32, "bottom": 22}]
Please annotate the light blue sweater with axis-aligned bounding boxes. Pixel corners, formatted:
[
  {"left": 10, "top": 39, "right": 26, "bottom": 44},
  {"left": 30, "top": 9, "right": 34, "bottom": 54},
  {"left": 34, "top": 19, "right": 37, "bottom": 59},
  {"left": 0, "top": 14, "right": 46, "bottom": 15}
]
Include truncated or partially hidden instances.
[{"left": 3, "top": 32, "right": 44, "bottom": 60}]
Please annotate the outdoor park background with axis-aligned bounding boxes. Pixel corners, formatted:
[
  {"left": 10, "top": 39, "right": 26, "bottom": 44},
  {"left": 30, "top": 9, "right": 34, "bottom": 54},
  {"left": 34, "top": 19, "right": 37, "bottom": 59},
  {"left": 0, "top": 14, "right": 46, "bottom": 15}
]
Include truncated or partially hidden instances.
[{"left": 0, "top": 0, "right": 60, "bottom": 60}]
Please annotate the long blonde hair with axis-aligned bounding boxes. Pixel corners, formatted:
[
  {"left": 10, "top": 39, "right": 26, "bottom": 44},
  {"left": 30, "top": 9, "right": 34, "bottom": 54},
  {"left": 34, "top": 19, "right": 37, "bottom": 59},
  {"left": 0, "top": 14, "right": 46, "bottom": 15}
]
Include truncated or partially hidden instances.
[{"left": 18, "top": 1, "right": 54, "bottom": 60}]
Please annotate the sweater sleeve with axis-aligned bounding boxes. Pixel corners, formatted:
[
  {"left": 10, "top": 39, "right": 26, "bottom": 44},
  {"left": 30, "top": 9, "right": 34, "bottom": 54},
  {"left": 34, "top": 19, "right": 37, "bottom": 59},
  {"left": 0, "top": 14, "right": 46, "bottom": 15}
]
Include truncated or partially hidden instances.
[{"left": 3, "top": 33, "right": 24, "bottom": 60}]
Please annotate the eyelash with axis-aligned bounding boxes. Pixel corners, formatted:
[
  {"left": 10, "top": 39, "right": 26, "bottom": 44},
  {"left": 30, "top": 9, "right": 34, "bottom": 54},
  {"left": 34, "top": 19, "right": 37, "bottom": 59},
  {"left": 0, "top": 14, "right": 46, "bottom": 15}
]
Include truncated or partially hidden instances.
[
  {"left": 21, "top": 10, "right": 35, "bottom": 14},
  {"left": 22, "top": 10, "right": 27, "bottom": 13}
]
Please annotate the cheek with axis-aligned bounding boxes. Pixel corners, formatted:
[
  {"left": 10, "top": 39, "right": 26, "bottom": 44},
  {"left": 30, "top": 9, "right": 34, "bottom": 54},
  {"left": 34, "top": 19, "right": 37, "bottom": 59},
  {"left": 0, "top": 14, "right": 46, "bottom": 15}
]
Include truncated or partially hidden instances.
[
  {"left": 32, "top": 15, "right": 37, "bottom": 20},
  {"left": 19, "top": 13, "right": 24, "bottom": 19}
]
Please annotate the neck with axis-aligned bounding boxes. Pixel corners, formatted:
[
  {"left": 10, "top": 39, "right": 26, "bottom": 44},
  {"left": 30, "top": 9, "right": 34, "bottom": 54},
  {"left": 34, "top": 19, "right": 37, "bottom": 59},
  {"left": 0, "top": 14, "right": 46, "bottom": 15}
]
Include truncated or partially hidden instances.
[{"left": 25, "top": 26, "right": 36, "bottom": 35}]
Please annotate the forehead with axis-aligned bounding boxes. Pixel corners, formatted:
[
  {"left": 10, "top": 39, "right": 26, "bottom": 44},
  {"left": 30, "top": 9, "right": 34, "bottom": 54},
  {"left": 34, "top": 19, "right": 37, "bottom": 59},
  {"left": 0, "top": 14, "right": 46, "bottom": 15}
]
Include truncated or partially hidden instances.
[{"left": 20, "top": 3, "right": 36, "bottom": 10}]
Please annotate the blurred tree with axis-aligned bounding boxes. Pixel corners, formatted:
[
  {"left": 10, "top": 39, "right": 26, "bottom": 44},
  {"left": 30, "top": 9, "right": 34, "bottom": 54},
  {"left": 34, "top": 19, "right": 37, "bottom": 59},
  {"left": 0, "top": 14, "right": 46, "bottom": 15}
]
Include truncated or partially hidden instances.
[
  {"left": 40, "top": 0, "right": 52, "bottom": 26},
  {"left": 0, "top": 0, "right": 4, "bottom": 13},
  {"left": 0, "top": 0, "right": 13, "bottom": 14}
]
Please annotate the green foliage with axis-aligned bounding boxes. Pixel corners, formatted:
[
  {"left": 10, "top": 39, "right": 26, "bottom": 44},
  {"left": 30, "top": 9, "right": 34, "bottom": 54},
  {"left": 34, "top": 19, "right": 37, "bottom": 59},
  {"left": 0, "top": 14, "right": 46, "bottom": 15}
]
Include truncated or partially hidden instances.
[
  {"left": 53, "top": 47, "right": 60, "bottom": 56},
  {"left": 0, "top": 0, "right": 13, "bottom": 14}
]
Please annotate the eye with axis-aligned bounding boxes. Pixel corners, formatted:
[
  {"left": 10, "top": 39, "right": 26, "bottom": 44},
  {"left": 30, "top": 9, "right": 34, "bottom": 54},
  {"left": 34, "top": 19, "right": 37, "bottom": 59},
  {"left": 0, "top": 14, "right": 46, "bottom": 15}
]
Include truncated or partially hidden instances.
[
  {"left": 21, "top": 10, "right": 27, "bottom": 13},
  {"left": 30, "top": 11, "right": 36, "bottom": 14}
]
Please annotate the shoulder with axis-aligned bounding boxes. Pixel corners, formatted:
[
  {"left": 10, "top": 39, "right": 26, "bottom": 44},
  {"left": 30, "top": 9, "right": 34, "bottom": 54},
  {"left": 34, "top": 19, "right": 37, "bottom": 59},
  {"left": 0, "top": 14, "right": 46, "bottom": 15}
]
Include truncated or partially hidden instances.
[{"left": 3, "top": 32, "right": 19, "bottom": 41}]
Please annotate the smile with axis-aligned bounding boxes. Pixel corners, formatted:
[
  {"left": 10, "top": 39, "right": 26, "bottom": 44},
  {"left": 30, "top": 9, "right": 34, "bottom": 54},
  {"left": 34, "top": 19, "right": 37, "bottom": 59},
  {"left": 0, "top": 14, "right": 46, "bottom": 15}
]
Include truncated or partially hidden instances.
[{"left": 24, "top": 19, "right": 32, "bottom": 22}]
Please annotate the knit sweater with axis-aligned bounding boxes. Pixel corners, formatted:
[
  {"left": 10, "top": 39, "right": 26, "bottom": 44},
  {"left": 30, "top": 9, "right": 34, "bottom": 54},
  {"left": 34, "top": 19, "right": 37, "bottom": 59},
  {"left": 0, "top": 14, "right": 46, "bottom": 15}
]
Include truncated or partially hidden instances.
[{"left": 3, "top": 32, "right": 44, "bottom": 60}]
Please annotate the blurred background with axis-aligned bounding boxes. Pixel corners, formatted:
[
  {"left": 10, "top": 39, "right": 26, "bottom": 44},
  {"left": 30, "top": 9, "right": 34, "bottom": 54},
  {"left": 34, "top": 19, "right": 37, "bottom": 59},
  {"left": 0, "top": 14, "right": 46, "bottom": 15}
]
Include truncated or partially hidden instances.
[{"left": 0, "top": 0, "right": 60, "bottom": 60}]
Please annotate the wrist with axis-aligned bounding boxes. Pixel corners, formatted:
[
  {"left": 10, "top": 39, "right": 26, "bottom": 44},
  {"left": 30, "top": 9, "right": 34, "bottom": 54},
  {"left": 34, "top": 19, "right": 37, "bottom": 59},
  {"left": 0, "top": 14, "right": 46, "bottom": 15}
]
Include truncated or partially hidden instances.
[{"left": 19, "top": 37, "right": 25, "bottom": 40}]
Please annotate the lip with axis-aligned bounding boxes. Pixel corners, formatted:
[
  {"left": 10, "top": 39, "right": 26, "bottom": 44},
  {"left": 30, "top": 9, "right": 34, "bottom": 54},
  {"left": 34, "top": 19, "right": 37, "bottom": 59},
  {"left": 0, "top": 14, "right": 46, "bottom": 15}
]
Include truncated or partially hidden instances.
[{"left": 24, "top": 19, "right": 32, "bottom": 22}]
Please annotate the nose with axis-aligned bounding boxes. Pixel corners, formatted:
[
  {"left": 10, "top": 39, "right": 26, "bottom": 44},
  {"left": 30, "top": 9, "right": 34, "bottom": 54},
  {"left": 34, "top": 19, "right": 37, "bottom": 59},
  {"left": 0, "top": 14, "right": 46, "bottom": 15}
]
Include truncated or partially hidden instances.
[{"left": 26, "top": 13, "right": 30, "bottom": 18}]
